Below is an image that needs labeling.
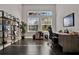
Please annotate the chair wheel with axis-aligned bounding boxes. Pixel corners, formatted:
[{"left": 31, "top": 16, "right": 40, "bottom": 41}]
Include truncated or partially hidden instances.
[{"left": 47, "top": 43, "right": 49, "bottom": 45}]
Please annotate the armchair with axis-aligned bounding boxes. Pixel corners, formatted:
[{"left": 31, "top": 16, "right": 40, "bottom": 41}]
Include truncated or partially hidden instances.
[{"left": 33, "top": 31, "right": 44, "bottom": 40}]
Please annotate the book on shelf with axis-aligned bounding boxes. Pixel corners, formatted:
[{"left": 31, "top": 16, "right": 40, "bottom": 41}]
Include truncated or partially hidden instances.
[
  {"left": 4, "top": 25, "right": 11, "bottom": 31},
  {"left": 0, "top": 11, "right": 2, "bottom": 17},
  {"left": 4, "top": 32, "right": 8, "bottom": 37},
  {"left": 0, "top": 24, "right": 2, "bottom": 31},
  {"left": 0, "top": 19, "right": 2, "bottom": 24},
  {"left": 7, "top": 25, "right": 11, "bottom": 30},
  {"left": 0, "top": 32, "right": 2, "bottom": 37}
]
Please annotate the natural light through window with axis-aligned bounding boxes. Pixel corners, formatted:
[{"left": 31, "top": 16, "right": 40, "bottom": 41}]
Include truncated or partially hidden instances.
[{"left": 27, "top": 11, "right": 53, "bottom": 32}]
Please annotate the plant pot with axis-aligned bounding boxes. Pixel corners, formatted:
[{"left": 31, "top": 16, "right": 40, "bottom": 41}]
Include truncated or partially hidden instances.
[
  {"left": 21, "top": 36, "right": 25, "bottom": 39},
  {"left": 2, "top": 41, "right": 7, "bottom": 44}
]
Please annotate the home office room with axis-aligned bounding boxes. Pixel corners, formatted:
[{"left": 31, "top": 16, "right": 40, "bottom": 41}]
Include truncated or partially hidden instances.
[{"left": 0, "top": 0, "right": 79, "bottom": 59}]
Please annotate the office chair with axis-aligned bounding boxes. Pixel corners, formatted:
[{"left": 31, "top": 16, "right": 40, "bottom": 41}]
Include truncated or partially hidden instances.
[{"left": 48, "top": 26, "right": 58, "bottom": 45}]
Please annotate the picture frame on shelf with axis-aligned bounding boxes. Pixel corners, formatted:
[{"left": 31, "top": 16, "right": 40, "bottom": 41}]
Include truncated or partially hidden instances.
[{"left": 0, "top": 11, "right": 2, "bottom": 17}]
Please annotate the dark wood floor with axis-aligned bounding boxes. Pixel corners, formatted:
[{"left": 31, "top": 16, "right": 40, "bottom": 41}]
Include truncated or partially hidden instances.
[{"left": 0, "top": 39, "right": 79, "bottom": 55}]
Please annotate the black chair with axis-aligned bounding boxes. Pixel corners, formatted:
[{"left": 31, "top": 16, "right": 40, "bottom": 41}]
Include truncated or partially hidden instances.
[{"left": 48, "top": 26, "right": 58, "bottom": 44}]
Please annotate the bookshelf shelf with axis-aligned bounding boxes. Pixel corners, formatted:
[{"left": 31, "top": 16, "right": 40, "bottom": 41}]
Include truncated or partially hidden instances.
[{"left": 0, "top": 10, "right": 20, "bottom": 50}]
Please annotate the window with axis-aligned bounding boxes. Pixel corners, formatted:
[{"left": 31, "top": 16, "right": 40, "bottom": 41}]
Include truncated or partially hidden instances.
[
  {"left": 27, "top": 11, "right": 53, "bottom": 32},
  {"left": 41, "top": 17, "right": 52, "bottom": 31},
  {"left": 27, "top": 17, "right": 39, "bottom": 32}
]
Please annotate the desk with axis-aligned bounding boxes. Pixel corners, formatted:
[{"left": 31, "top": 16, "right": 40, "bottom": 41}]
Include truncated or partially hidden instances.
[{"left": 56, "top": 32, "right": 79, "bottom": 52}]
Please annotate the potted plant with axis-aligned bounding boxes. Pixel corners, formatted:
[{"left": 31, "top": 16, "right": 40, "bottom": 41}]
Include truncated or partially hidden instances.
[
  {"left": 58, "top": 30, "right": 63, "bottom": 33},
  {"left": 20, "top": 21, "right": 27, "bottom": 39}
]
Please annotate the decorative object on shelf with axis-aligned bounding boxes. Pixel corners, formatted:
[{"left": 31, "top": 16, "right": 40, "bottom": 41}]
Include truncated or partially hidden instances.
[
  {"left": 64, "top": 28, "right": 69, "bottom": 33},
  {"left": 58, "top": 30, "right": 63, "bottom": 33},
  {"left": 20, "top": 21, "right": 27, "bottom": 39},
  {"left": 13, "top": 16, "right": 16, "bottom": 21}
]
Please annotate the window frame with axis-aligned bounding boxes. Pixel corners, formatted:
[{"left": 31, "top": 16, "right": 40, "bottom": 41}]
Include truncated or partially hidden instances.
[
  {"left": 27, "top": 11, "right": 53, "bottom": 32},
  {"left": 41, "top": 17, "right": 52, "bottom": 32},
  {"left": 27, "top": 17, "right": 39, "bottom": 32}
]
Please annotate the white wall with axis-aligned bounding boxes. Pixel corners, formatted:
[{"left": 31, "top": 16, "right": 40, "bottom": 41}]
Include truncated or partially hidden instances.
[
  {"left": 56, "top": 4, "right": 79, "bottom": 32},
  {"left": 1, "top": 4, "right": 79, "bottom": 38},
  {"left": 22, "top": 4, "right": 56, "bottom": 38},
  {"left": 0, "top": 4, "right": 22, "bottom": 40},
  {"left": 0, "top": 4, "right": 22, "bottom": 22}
]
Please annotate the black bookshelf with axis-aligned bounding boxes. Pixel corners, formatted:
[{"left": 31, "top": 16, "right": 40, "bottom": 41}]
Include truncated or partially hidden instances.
[{"left": 0, "top": 10, "right": 20, "bottom": 50}]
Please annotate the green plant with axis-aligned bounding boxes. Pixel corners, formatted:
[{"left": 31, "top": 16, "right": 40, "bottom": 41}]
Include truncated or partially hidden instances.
[
  {"left": 20, "top": 21, "right": 27, "bottom": 35},
  {"left": 58, "top": 30, "right": 63, "bottom": 33}
]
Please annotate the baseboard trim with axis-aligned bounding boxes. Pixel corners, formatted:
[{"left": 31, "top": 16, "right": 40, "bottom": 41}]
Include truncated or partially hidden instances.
[{"left": 25, "top": 37, "right": 32, "bottom": 39}]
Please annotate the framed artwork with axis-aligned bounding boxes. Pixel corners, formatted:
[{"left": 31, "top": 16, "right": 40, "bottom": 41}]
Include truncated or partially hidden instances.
[{"left": 63, "top": 13, "right": 74, "bottom": 27}]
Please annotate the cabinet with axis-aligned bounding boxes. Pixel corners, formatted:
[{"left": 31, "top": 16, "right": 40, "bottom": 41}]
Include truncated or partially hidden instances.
[{"left": 58, "top": 33, "right": 79, "bottom": 52}]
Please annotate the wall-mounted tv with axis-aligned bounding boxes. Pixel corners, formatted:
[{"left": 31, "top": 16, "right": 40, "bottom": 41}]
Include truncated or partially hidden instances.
[{"left": 63, "top": 13, "right": 74, "bottom": 27}]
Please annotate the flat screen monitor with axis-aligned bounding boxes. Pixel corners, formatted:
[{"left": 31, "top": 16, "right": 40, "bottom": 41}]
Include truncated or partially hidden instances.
[{"left": 63, "top": 13, "right": 74, "bottom": 27}]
